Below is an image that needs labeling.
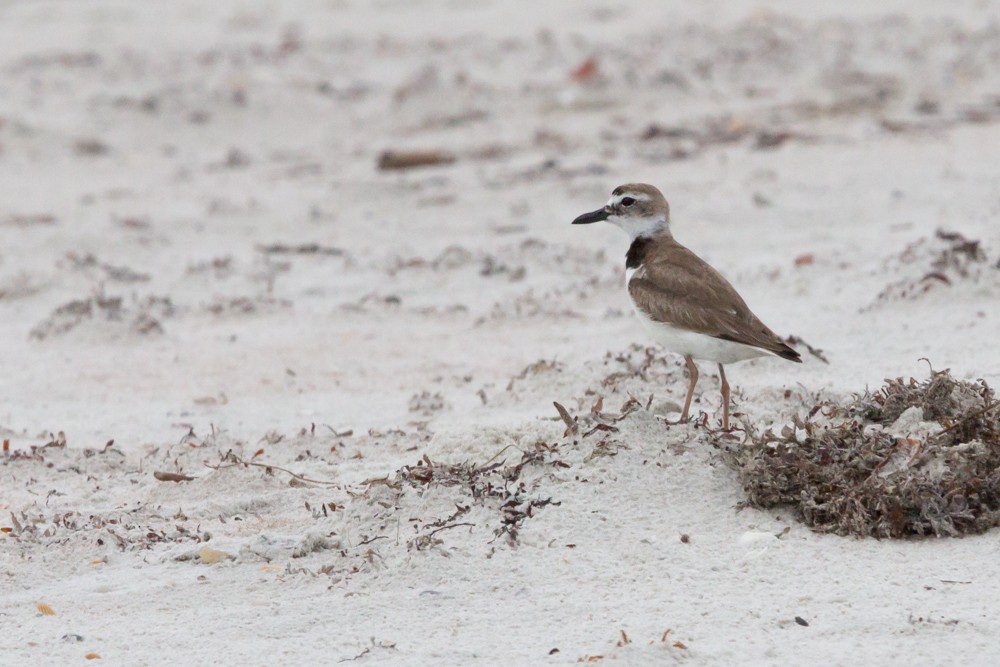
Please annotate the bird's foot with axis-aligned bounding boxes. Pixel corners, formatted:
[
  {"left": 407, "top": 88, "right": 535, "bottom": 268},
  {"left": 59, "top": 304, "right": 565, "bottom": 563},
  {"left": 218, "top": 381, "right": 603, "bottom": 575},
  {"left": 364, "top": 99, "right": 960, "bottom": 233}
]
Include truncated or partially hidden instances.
[{"left": 666, "top": 413, "right": 691, "bottom": 426}]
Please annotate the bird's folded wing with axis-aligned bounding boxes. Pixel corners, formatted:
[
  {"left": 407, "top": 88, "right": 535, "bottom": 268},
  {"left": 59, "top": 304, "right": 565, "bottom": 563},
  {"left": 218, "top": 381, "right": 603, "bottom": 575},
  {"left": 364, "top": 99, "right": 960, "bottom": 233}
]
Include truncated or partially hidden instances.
[{"left": 628, "top": 249, "right": 798, "bottom": 359}]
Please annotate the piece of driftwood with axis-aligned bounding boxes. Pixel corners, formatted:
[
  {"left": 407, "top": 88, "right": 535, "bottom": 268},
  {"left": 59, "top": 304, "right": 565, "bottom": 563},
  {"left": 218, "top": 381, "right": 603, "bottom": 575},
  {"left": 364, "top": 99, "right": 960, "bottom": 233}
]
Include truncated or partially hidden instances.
[{"left": 377, "top": 150, "right": 455, "bottom": 171}]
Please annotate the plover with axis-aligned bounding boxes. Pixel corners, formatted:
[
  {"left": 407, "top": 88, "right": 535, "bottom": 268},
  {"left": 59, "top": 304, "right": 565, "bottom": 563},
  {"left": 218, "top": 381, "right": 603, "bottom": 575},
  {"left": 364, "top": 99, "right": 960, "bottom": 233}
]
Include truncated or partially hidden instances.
[{"left": 572, "top": 183, "right": 800, "bottom": 429}]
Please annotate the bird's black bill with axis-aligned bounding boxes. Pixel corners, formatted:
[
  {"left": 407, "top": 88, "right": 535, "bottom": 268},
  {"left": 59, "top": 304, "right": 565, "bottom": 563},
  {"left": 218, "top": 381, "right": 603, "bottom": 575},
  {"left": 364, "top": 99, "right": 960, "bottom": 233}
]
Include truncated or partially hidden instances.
[{"left": 571, "top": 208, "right": 609, "bottom": 225}]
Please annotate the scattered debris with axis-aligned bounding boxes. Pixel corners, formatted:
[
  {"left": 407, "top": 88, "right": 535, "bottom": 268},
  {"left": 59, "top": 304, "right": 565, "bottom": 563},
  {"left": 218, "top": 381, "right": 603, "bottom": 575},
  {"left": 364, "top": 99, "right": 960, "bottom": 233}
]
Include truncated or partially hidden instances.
[
  {"left": 73, "top": 138, "right": 110, "bottom": 156},
  {"left": 221, "top": 147, "right": 251, "bottom": 169},
  {"left": 203, "top": 296, "right": 290, "bottom": 317},
  {"left": 153, "top": 471, "right": 194, "bottom": 483},
  {"left": 256, "top": 243, "right": 344, "bottom": 256},
  {"left": 728, "top": 369, "right": 1000, "bottom": 537},
  {"left": 507, "top": 359, "right": 563, "bottom": 392},
  {"left": 754, "top": 130, "right": 794, "bottom": 150},
  {"left": 640, "top": 124, "right": 699, "bottom": 141},
  {"left": 570, "top": 57, "right": 599, "bottom": 83},
  {"left": 480, "top": 256, "right": 526, "bottom": 281},
  {"left": 871, "top": 229, "right": 992, "bottom": 308},
  {"left": 408, "top": 391, "right": 447, "bottom": 416},
  {"left": 377, "top": 149, "right": 455, "bottom": 171},
  {"left": 29, "top": 293, "right": 173, "bottom": 339},
  {"left": 186, "top": 256, "right": 233, "bottom": 278},
  {"left": 114, "top": 215, "right": 150, "bottom": 231},
  {"left": 102, "top": 263, "right": 150, "bottom": 283},
  {"left": 0, "top": 272, "right": 45, "bottom": 301},
  {"left": 1, "top": 213, "right": 57, "bottom": 226},
  {"left": 65, "top": 252, "right": 150, "bottom": 282},
  {"left": 396, "top": 448, "right": 560, "bottom": 545},
  {"left": 553, "top": 401, "right": 577, "bottom": 436},
  {"left": 338, "top": 638, "right": 398, "bottom": 663},
  {"left": 206, "top": 451, "right": 339, "bottom": 487},
  {"left": 639, "top": 117, "right": 812, "bottom": 161}
]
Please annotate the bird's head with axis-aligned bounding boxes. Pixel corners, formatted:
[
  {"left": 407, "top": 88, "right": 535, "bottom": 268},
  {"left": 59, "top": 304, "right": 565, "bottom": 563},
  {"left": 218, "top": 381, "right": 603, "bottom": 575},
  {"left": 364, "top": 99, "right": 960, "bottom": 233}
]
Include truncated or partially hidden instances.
[{"left": 572, "top": 183, "right": 670, "bottom": 240}]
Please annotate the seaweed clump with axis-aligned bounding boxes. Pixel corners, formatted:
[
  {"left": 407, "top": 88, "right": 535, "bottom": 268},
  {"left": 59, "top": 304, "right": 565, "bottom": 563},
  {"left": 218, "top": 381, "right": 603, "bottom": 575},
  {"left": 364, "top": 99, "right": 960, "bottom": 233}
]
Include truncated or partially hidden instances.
[{"left": 729, "top": 370, "right": 1000, "bottom": 538}]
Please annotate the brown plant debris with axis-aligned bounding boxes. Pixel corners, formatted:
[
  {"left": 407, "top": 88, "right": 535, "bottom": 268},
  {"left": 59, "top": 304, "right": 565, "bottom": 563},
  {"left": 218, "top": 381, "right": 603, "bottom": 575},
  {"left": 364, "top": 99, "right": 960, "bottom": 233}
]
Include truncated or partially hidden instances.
[
  {"left": 29, "top": 293, "right": 173, "bottom": 339},
  {"left": 408, "top": 391, "right": 447, "bottom": 415},
  {"left": 553, "top": 401, "right": 577, "bottom": 436},
  {"left": 377, "top": 149, "right": 455, "bottom": 171},
  {"left": 153, "top": 471, "right": 194, "bottom": 482},
  {"left": 871, "top": 229, "right": 992, "bottom": 307},
  {"left": 397, "top": 448, "right": 560, "bottom": 545},
  {"left": 206, "top": 451, "right": 339, "bottom": 487},
  {"left": 73, "top": 138, "right": 110, "bottom": 156},
  {"left": 728, "top": 369, "right": 1000, "bottom": 538},
  {"left": 256, "top": 243, "right": 344, "bottom": 256},
  {"left": 338, "top": 639, "right": 398, "bottom": 663},
  {"left": 2, "top": 213, "right": 57, "bottom": 226}
]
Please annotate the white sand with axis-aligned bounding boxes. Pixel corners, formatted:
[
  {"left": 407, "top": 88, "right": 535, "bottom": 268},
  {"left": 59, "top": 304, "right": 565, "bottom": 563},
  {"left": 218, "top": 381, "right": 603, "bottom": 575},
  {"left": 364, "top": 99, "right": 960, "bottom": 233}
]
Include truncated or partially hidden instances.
[{"left": 2, "top": 1, "right": 1000, "bottom": 664}]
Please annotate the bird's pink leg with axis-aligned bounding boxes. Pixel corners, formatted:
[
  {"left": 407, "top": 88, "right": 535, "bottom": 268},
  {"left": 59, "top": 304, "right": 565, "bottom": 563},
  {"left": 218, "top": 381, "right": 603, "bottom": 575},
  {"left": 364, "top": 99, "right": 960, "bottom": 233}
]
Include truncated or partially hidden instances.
[
  {"left": 681, "top": 355, "right": 698, "bottom": 422},
  {"left": 718, "top": 363, "right": 730, "bottom": 430}
]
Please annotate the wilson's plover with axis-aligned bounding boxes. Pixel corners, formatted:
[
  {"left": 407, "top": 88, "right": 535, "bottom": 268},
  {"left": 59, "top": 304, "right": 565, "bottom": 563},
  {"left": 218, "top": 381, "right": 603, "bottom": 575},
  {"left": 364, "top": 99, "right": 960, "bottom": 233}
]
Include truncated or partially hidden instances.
[{"left": 573, "top": 183, "right": 800, "bottom": 429}]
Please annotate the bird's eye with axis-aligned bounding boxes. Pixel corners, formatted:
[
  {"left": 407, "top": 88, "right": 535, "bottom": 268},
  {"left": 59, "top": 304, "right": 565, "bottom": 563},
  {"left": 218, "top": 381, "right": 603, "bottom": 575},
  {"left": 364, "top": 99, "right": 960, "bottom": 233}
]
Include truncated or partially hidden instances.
[{"left": 620, "top": 197, "right": 636, "bottom": 207}]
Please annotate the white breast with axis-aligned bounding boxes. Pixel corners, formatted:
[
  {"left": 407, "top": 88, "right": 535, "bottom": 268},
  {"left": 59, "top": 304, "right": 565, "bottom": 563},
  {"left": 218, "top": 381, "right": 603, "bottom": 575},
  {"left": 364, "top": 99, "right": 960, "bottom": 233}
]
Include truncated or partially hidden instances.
[{"left": 625, "top": 268, "right": 768, "bottom": 365}]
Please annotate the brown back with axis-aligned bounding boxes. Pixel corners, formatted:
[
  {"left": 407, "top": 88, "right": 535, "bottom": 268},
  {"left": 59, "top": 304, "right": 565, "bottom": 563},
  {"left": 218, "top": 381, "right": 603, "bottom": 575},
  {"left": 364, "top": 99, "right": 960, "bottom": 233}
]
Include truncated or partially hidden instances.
[{"left": 627, "top": 236, "right": 800, "bottom": 361}]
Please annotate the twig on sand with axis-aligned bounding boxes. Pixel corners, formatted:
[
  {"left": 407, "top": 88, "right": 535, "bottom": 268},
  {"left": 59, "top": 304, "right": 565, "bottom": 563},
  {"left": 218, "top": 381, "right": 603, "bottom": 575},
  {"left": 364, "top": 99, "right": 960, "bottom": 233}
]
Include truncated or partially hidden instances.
[
  {"left": 377, "top": 149, "right": 455, "bottom": 171},
  {"left": 205, "top": 453, "right": 339, "bottom": 486},
  {"left": 256, "top": 243, "right": 344, "bottom": 256},
  {"left": 479, "top": 444, "right": 522, "bottom": 468},
  {"left": 153, "top": 471, "right": 194, "bottom": 482},
  {"left": 427, "top": 522, "right": 475, "bottom": 539},
  {"left": 338, "top": 639, "right": 398, "bottom": 663}
]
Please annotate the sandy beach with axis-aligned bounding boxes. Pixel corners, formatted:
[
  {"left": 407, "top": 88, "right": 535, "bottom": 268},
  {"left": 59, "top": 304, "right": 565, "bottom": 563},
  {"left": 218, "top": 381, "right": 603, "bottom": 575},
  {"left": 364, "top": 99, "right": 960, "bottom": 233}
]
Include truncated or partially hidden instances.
[{"left": 3, "top": 1, "right": 1000, "bottom": 664}]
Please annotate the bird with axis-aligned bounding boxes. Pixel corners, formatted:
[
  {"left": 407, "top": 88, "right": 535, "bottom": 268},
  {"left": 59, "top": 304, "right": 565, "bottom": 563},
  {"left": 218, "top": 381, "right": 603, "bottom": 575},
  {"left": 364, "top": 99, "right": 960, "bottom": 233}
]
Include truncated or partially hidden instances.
[{"left": 572, "top": 183, "right": 800, "bottom": 429}]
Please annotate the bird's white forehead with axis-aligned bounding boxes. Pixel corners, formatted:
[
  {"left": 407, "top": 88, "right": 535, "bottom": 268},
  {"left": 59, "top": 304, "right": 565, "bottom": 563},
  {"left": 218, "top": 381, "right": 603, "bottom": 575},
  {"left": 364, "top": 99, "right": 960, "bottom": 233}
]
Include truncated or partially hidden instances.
[{"left": 607, "top": 192, "right": 651, "bottom": 207}]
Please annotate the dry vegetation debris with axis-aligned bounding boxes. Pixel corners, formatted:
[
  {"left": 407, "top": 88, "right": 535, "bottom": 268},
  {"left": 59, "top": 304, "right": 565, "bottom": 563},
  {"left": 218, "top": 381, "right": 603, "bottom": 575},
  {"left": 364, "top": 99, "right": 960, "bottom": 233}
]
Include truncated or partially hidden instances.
[
  {"left": 870, "top": 229, "right": 996, "bottom": 308},
  {"left": 729, "top": 369, "right": 1000, "bottom": 538},
  {"left": 29, "top": 292, "right": 173, "bottom": 339},
  {"left": 395, "top": 448, "right": 560, "bottom": 547}
]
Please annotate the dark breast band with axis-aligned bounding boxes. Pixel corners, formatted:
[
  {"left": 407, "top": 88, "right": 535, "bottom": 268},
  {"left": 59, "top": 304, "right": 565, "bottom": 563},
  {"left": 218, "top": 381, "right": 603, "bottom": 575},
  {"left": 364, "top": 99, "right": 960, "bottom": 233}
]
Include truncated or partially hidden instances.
[{"left": 626, "top": 237, "right": 653, "bottom": 269}]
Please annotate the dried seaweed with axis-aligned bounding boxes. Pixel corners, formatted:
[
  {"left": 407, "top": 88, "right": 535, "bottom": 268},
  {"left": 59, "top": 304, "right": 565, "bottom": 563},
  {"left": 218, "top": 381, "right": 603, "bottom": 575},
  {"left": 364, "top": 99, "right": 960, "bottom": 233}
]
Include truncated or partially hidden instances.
[
  {"left": 397, "top": 448, "right": 559, "bottom": 545},
  {"left": 29, "top": 292, "right": 173, "bottom": 339},
  {"left": 869, "top": 229, "right": 993, "bottom": 308},
  {"left": 153, "top": 471, "right": 194, "bottom": 482},
  {"left": 255, "top": 243, "right": 344, "bottom": 256},
  {"left": 377, "top": 149, "right": 455, "bottom": 171},
  {"left": 728, "top": 369, "right": 1000, "bottom": 538},
  {"left": 206, "top": 451, "right": 340, "bottom": 487}
]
